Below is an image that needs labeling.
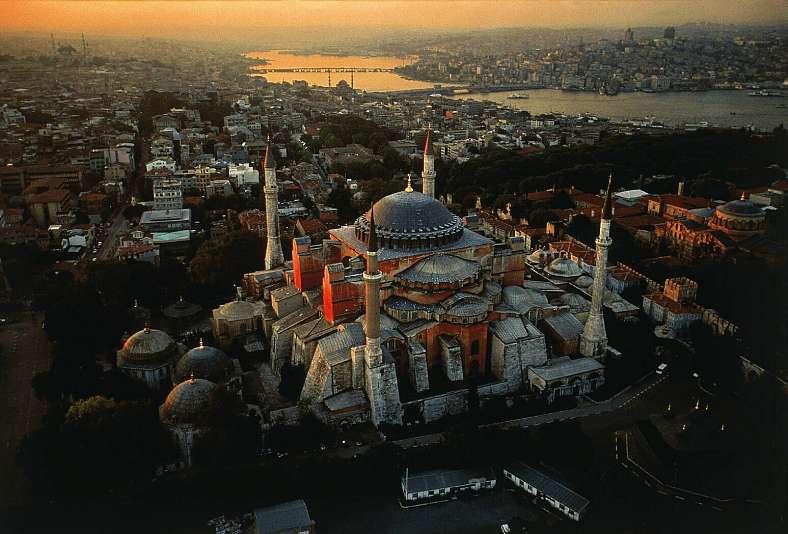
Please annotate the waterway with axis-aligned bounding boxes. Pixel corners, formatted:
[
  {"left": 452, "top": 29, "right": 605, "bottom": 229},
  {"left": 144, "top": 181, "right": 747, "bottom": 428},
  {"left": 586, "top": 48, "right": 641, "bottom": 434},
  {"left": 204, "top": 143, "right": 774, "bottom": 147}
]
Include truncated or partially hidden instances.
[
  {"left": 448, "top": 89, "right": 788, "bottom": 130},
  {"left": 245, "top": 50, "right": 437, "bottom": 92},
  {"left": 245, "top": 50, "right": 787, "bottom": 130}
]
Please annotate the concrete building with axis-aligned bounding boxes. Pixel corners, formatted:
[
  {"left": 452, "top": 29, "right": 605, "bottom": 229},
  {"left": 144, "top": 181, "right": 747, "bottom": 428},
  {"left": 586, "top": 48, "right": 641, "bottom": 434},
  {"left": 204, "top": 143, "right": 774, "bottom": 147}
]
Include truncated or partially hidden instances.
[
  {"left": 401, "top": 467, "right": 497, "bottom": 503},
  {"left": 228, "top": 163, "right": 260, "bottom": 186},
  {"left": 153, "top": 178, "right": 183, "bottom": 211},
  {"left": 140, "top": 208, "right": 191, "bottom": 232},
  {"left": 253, "top": 500, "right": 316, "bottom": 534},
  {"left": 503, "top": 462, "right": 590, "bottom": 521}
]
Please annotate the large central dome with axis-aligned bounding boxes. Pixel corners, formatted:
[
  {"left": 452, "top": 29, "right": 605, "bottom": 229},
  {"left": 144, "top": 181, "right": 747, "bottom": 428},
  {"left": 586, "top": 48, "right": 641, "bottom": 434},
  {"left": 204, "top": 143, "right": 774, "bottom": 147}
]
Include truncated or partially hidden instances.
[{"left": 354, "top": 190, "right": 464, "bottom": 251}]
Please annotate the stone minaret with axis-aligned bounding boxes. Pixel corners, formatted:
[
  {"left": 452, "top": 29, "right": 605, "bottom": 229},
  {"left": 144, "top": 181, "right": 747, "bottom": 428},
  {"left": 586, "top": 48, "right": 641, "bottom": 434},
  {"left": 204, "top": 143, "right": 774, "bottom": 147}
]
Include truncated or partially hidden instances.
[
  {"left": 263, "top": 138, "right": 284, "bottom": 270},
  {"left": 421, "top": 128, "right": 436, "bottom": 198},
  {"left": 363, "top": 208, "right": 402, "bottom": 426},
  {"left": 579, "top": 174, "right": 614, "bottom": 359}
]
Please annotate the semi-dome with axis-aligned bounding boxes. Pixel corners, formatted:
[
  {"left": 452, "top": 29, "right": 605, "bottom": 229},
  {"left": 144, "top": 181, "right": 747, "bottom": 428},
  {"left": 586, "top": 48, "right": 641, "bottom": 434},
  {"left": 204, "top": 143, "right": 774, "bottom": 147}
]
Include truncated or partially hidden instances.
[
  {"left": 118, "top": 327, "right": 177, "bottom": 367},
  {"left": 442, "top": 294, "right": 489, "bottom": 323},
  {"left": 354, "top": 190, "right": 465, "bottom": 251},
  {"left": 395, "top": 253, "right": 481, "bottom": 288},
  {"left": 502, "top": 285, "right": 548, "bottom": 311},
  {"left": 159, "top": 378, "right": 222, "bottom": 426},
  {"left": 545, "top": 255, "right": 583, "bottom": 280},
  {"left": 174, "top": 342, "right": 231, "bottom": 384}
]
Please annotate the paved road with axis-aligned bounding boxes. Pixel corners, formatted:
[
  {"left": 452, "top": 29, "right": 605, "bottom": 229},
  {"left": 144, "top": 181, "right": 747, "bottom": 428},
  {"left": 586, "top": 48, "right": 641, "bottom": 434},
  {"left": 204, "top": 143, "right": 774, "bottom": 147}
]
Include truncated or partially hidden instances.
[
  {"left": 97, "top": 212, "right": 128, "bottom": 261},
  {"left": 480, "top": 374, "right": 666, "bottom": 431},
  {"left": 0, "top": 312, "right": 51, "bottom": 509}
]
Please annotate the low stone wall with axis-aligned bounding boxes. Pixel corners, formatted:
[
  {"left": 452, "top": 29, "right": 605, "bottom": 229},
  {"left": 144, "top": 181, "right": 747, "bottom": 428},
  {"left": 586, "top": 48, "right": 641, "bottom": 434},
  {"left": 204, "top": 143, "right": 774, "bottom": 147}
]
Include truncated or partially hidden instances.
[{"left": 403, "top": 389, "right": 469, "bottom": 424}]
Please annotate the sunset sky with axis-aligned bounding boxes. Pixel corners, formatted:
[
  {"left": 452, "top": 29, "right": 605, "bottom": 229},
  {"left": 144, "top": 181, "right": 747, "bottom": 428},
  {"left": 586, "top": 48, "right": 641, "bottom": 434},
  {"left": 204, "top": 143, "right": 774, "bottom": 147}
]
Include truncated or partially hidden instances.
[{"left": 3, "top": 1, "right": 786, "bottom": 39}]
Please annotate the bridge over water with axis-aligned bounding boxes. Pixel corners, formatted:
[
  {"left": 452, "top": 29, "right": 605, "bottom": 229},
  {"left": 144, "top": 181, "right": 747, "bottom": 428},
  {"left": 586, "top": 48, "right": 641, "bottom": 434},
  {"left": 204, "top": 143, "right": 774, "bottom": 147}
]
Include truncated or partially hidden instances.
[{"left": 255, "top": 67, "right": 395, "bottom": 73}]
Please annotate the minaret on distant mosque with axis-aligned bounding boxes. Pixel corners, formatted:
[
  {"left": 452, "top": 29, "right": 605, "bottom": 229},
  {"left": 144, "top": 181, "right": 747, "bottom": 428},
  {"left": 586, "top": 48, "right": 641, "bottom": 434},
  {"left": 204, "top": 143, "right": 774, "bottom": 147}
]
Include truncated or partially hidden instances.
[
  {"left": 263, "top": 136, "right": 284, "bottom": 270},
  {"left": 421, "top": 127, "right": 436, "bottom": 198},
  {"left": 579, "top": 174, "right": 614, "bottom": 359},
  {"left": 362, "top": 207, "right": 402, "bottom": 425}
]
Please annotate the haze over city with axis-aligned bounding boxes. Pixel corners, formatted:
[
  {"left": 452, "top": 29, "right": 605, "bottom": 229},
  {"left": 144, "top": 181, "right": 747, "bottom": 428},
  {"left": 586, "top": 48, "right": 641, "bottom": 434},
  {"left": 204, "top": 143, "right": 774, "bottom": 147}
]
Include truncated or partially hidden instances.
[
  {"left": 0, "top": 1, "right": 786, "bottom": 533},
  {"left": 4, "top": 0, "right": 787, "bottom": 42}
]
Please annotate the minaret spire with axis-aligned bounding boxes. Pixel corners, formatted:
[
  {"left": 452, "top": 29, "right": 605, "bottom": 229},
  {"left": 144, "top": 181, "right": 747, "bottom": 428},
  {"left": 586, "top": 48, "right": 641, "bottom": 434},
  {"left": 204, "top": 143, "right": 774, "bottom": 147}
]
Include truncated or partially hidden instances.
[
  {"left": 421, "top": 126, "right": 436, "bottom": 198},
  {"left": 363, "top": 205, "right": 382, "bottom": 359},
  {"left": 263, "top": 135, "right": 284, "bottom": 270},
  {"left": 361, "top": 204, "right": 402, "bottom": 426},
  {"left": 579, "top": 174, "right": 614, "bottom": 358}
]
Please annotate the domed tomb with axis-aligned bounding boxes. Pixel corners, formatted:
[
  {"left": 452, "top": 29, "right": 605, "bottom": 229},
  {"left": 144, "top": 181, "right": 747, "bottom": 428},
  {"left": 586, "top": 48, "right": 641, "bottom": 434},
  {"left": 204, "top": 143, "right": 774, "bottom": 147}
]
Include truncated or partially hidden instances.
[
  {"left": 159, "top": 378, "right": 223, "bottom": 426},
  {"left": 545, "top": 253, "right": 583, "bottom": 280},
  {"left": 354, "top": 190, "right": 465, "bottom": 251},
  {"left": 117, "top": 327, "right": 178, "bottom": 368},
  {"left": 173, "top": 341, "right": 231, "bottom": 384}
]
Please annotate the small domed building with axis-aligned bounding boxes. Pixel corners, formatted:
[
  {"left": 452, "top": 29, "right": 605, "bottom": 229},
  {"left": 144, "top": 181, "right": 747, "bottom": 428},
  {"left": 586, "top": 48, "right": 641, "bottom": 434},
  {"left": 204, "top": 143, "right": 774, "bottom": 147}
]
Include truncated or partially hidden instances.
[
  {"left": 708, "top": 195, "right": 766, "bottom": 240},
  {"left": 211, "top": 291, "right": 268, "bottom": 347},
  {"left": 159, "top": 378, "right": 225, "bottom": 467},
  {"left": 117, "top": 326, "right": 185, "bottom": 394},
  {"left": 544, "top": 252, "right": 584, "bottom": 283},
  {"left": 173, "top": 340, "right": 243, "bottom": 400}
]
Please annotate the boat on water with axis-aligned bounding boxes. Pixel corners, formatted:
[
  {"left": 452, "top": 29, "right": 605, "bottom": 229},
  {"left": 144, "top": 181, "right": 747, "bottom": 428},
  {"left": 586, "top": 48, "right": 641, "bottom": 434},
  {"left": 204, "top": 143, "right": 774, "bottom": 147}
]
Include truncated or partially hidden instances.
[
  {"left": 507, "top": 92, "right": 529, "bottom": 100},
  {"left": 749, "top": 89, "right": 783, "bottom": 97}
]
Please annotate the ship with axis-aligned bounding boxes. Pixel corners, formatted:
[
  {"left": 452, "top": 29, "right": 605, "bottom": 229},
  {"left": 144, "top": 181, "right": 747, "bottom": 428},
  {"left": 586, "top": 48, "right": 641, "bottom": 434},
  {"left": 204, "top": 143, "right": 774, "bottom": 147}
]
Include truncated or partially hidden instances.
[
  {"left": 507, "top": 92, "right": 529, "bottom": 99},
  {"left": 748, "top": 90, "right": 783, "bottom": 97}
]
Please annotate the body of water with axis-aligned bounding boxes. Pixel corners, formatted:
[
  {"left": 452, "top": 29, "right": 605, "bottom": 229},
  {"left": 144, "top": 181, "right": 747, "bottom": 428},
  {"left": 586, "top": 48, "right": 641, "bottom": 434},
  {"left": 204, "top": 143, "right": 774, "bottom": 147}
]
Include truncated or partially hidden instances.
[
  {"left": 245, "top": 50, "right": 787, "bottom": 130},
  {"left": 245, "top": 50, "right": 440, "bottom": 92},
  {"left": 449, "top": 89, "right": 788, "bottom": 130}
]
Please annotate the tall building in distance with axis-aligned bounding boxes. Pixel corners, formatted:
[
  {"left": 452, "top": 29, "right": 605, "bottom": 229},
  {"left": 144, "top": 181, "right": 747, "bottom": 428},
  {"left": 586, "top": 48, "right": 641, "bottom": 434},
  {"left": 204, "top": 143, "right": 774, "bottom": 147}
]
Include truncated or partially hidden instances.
[
  {"left": 623, "top": 28, "right": 634, "bottom": 43},
  {"left": 263, "top": 138, "right": 284, "bottom": 270},
  {"left": 664, "top": 26, "right": 676, "bottom": 40},
  {"left": 579, "top": 175, "right": 614, "bottom": 359},
  {"left": 421, "top": 128, "right": 436, "bottom": 198}
]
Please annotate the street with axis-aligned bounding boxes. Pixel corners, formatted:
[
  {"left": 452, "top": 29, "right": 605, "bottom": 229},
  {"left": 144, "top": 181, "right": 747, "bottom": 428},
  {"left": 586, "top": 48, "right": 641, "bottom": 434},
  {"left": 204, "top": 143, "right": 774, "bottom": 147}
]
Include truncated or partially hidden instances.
[{"left": 0, "top": 311, "right": 51, "bottom": 509}]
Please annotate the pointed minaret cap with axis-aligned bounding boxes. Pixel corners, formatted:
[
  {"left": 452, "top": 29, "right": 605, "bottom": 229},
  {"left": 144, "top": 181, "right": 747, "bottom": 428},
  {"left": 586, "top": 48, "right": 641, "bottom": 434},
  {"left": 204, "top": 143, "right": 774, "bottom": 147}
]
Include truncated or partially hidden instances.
[
  {"left": 367, "top": 205, "right": 378, "bottom": 253},
  {"left": 264, "top": 135, "right": 276, "bottom": 169},
  {"left": 424, "top": 128, "right": 434, "bottom": 156},
  {"left": 601, "top": 173, "right": 615, "bottom": 220}
]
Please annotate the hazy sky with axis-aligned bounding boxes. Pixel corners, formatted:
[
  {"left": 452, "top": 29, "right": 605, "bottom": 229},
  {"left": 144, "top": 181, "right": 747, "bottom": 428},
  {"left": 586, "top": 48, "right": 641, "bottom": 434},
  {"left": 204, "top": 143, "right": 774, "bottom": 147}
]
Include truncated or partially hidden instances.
[{"left": 4, "top": 1, "right": 786, "bottom": 38}]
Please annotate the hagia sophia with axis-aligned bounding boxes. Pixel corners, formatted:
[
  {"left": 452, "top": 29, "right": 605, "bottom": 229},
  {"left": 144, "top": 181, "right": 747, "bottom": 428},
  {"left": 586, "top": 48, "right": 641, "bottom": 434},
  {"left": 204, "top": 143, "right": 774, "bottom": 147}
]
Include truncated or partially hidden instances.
[
  {"left": 209, "top": 133, "right": 612, "bottom": 428},
  {"left": 112, "top": 133, "right": 774, "bottom": 464}
]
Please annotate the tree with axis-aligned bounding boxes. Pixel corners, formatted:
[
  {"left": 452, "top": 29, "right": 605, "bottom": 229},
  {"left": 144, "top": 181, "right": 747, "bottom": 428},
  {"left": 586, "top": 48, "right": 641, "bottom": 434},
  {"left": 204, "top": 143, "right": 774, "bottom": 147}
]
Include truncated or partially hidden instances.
[
  {"left": 18, "top": 397, "right": 175, "bottom": 498},
  {"left": 326, "top": 185, "right": 356, "bottom": 223}
]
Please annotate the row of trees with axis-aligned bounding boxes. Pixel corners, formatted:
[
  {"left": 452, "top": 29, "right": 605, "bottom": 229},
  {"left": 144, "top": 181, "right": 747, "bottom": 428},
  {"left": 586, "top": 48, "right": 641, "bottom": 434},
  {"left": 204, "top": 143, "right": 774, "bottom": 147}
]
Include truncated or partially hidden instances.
[{"left": 435, "top": 129, "right": 788, "bottom": 205}]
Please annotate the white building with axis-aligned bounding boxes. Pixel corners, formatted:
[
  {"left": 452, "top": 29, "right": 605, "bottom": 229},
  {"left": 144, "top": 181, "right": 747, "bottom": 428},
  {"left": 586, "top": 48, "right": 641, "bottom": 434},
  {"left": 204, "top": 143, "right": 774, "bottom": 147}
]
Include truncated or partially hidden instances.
[
  {"left": 228, "top": 163, "right": 260, "bottom": 186},
  {"left": 146, "top": 158, "right": 177, "bottom": 173},
  {"left": 503, "top": 462, "right": 590, "bottom": 521}
]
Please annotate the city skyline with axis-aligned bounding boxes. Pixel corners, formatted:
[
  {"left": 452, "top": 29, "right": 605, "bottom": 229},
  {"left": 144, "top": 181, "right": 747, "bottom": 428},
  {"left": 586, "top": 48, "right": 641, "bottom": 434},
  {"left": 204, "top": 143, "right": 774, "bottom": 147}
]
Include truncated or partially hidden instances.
[{"left": 3, "top": 1, "right": 787, "bottom": 42}]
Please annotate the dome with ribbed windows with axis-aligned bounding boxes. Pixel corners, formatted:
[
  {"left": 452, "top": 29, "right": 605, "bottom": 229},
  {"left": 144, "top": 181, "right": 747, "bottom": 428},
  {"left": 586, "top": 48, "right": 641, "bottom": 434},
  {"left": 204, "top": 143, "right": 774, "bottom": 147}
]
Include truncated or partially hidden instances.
[{"left": 354, "top": 190, "right": 465, "bottom": 251}]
